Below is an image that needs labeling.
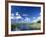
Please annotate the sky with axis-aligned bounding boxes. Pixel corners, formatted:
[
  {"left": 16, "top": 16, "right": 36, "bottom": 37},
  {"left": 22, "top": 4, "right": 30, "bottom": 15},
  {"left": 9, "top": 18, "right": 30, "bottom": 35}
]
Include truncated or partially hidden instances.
[{"left": 11, "top": 6, "right": 41, "bottom": 23}]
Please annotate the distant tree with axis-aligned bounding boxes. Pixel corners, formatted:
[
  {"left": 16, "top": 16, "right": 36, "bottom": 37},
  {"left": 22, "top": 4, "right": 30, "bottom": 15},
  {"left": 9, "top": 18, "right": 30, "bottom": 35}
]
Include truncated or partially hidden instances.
[{"left": 37, "top": 20, "right": 41, "bottom": 23}]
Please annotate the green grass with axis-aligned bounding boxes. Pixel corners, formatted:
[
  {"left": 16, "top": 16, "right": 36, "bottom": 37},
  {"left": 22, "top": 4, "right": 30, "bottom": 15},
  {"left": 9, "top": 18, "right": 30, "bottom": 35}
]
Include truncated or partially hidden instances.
[
  {"left": 11, "top": 22, "right": 41, "bottom": 31},
  {"left": 28, "top": 23, "right": 41, "bottom": 30}
]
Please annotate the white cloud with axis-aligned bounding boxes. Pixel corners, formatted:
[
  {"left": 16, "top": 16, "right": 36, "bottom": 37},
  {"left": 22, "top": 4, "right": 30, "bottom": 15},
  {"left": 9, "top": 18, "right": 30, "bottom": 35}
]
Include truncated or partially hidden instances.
[
  {"left": 15, "top": 15, "right": 22, "bottom": 19},
  {"left": 15, "top": 12, "right": 23, "bottom": 19},
  {"left": 11, "top": 13, "right": 14, "bottom": 16},
  {"left": 40, "top": 12, "right": 41, "bottom": 16},
  {"left": 11, "top": 16, "right": 14, "bottom": 19},
  {"left": 22, "top": 14, "right": 28, "bottom": 16},
  {"left": 24, "top": 17, "right": 31, "bottom": 22},
  {"left": 33, "top": 17, "right": 36, "bottom": 19},
  {"left": 32, "top": 16, "right": 41, "bottom": 23},
  {"left": 11, "top": 12, "right": 23, "bottom": 20},
  {"left": 11, "top": 13, "right": 15, "bottom": 19},
  {"left": 16, "top": 12, "right": 19, "bottom": 15}
]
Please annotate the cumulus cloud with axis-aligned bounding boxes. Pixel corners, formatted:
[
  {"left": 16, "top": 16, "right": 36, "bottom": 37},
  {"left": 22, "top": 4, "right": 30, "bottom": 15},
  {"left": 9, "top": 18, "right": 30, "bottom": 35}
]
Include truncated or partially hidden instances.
[
  {"left": 16, "top": 12, "right": 19, "bottom": 15},
  {"left": 32, "top": 16, "right": 41, "bottom": 23},
  {"left": 15, "top": 15, "right": 22, "bottom": 19},
  {"left": 11, "top": 12, "right": 23, "bottom": 20},
  {"left": 33, "top": 17, "right": 36, "bottom": 20},
  {"left": 24, "top": 17, "right": 31, "bottom": 22},
  {"left": 40, "top": 12, "right": 41, "bottom": 16},
  {"left": 11, "top": 13, "right": 15, "bottom": 19},
  {"left": 22, "top": 14, "right": 28, "bottom": 16}
]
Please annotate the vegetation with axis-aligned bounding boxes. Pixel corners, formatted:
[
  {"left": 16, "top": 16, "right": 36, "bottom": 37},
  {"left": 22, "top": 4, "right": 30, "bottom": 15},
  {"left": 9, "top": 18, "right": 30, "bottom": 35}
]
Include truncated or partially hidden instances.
[
  {"left": 37, "top": 20, "right": 41, "bottom": 23},
  {"left": 11, "top": 21, "right": 41, "bottom": 31}
]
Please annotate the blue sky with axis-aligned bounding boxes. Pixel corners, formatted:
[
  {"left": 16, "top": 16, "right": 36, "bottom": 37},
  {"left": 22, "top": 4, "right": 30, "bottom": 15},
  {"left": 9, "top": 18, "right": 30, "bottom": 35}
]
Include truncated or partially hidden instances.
[{"left": 11, "top": 6, "right": 41, "bottom": 23}]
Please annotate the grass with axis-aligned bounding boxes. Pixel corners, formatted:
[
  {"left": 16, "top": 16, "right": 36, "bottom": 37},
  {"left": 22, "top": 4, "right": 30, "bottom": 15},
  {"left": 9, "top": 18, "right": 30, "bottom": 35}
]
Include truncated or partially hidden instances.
[{"left": 11, "top": 22, "right": 41, "bottom": 31}]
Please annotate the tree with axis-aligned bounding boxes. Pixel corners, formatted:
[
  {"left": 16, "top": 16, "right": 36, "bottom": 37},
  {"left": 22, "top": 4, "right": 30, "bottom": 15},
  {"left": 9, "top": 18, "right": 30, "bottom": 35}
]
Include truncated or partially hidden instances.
[{"left": 37, "top": 20, "right": 41, "bottom": 23}]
